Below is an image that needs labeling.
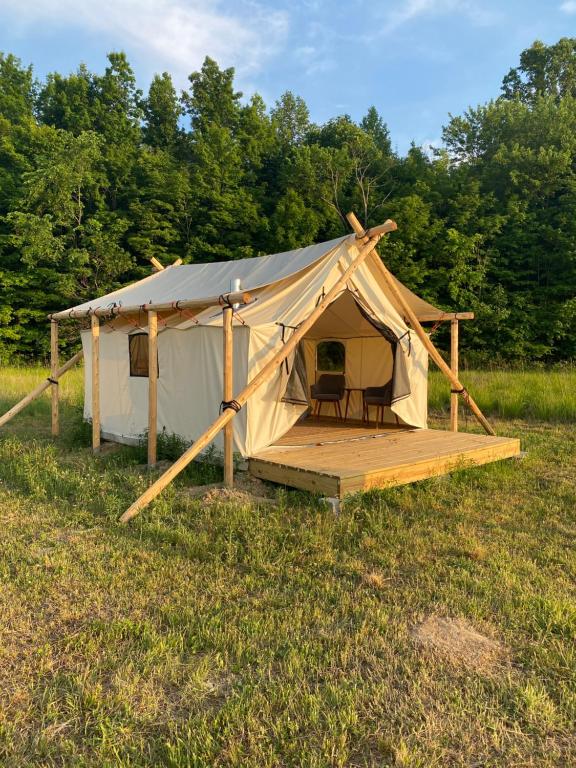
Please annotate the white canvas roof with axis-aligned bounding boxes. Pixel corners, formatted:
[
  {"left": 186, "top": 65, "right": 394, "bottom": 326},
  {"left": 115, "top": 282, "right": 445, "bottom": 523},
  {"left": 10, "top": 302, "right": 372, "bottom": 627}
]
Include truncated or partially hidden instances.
[
  {"left": 56, "top": 234, "right": 446, "bottom": 322},
  {"left": 59, "top": 236, "right": 348, "bottom": 317}
]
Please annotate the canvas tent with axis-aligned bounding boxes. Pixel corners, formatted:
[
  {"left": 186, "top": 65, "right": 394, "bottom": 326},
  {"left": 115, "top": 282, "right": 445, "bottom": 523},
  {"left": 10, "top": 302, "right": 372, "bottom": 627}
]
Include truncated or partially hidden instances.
[
  {"left": 52, "top": 232, "right": 444, "bottom": 457},
  {"left": 0, "top": 214, "right": 504, "bottom": 522}
]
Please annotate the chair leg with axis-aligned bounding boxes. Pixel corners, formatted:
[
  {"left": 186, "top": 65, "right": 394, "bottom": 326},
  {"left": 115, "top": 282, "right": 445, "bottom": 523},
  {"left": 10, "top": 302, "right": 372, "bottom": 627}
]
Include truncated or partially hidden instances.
[
  {"left": 336, "top": 399, "right": 343, "bottom": 421},
  {"left": 394, "top": 412, "right": 399, "bottom": 426}
]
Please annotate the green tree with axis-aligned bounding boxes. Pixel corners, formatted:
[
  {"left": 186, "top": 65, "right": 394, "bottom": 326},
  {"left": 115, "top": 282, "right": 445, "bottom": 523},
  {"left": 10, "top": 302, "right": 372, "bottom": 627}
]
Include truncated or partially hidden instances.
[
  {"left": 143, "top": 72, "right": 181, "bottom": 149},
  {"left": 502, "top": 38, "right": 576, "bottom": 103}
]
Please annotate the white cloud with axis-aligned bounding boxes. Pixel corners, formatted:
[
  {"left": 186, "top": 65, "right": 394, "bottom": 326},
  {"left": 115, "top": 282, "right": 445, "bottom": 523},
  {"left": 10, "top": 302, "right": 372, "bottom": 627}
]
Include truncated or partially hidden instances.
[
  {"left": 294, "top": 45, "right": 335, "bottom": 76},
  {"left": 1, "top": 0, "right": 289, "bottom": 82},
  {"left": 560, "top": 0, "right": 576, "bottom": 13},
  {"left": 379, "top": 0, "right": 498, "bottom": 34}
]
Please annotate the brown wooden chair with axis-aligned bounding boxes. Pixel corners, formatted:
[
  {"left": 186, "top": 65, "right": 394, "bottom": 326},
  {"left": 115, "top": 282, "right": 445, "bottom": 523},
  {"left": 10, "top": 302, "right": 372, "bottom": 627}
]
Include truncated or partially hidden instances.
[
  {"left": 362, "top": 380, "right": 399, "bottom": 428},
  {"left": 310, "top": 374, "right": 345, "bottom": 420}
]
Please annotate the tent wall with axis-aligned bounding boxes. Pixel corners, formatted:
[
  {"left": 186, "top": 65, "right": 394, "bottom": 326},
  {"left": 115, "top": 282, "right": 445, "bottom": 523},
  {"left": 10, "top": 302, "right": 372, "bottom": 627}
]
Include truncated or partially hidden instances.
[
  {"left": 391, "top": 332, "right": 428, "bottom": 428},
  {"left": 82, "top": 329, "right": 147, "bottom": 443},
  {"left": 81, "top": 325, "right": 250, "bottom": 453},
  {"left": 244, "top": 327, "right": 309, "bottom": 456}
]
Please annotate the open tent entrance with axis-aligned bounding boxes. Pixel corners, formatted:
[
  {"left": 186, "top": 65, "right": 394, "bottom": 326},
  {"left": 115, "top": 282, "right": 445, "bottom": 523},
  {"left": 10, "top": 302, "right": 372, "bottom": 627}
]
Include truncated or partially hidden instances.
[{"left": 283, "top": 290, "right": 411, "bottom": 424}]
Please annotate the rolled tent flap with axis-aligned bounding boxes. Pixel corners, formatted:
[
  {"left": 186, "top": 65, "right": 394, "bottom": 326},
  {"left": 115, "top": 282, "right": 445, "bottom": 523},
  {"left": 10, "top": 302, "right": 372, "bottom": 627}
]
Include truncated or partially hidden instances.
[
  {"left": 353, "top": 298, "right": 411, "bottom": 404},
  {"left": 280, "top": 342, "right": 309, "bottom": 406}
]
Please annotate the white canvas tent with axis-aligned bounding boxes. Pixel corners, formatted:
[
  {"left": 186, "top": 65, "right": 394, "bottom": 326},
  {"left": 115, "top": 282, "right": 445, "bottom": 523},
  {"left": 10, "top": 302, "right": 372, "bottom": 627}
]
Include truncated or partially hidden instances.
[
  {"left": 1, "top": 214, "right": 505, "bottom": 522},
  {"left": 55, "top": 233, "right": 444, "bottom": 457}
]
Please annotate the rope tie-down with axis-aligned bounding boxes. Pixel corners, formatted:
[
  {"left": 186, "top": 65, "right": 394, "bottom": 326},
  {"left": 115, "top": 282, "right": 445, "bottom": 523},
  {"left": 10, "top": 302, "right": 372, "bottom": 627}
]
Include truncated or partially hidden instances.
[{"left": 220, "top": 399, "right": 242, "bottom": 413}]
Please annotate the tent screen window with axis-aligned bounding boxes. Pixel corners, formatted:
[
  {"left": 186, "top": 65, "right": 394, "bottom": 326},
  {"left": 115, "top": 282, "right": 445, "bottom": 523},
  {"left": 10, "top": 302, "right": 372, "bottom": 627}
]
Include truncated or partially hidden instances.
[
  {"left": 316, "top": 341, "right": 345, "bottom": 372},
  {"left": 129, "top": 333, "right": 150, "bottom": 377}
]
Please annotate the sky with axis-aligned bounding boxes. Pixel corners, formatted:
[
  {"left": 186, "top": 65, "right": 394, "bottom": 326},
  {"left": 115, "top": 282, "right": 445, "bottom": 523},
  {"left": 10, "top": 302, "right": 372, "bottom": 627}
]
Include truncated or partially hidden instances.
[{"left": 0, "top": 0, "right": 575, "bottom": 153}]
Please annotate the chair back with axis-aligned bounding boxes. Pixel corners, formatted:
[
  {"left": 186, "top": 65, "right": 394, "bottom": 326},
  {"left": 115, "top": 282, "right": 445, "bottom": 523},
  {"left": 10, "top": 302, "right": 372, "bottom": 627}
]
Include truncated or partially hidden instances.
[
  {"left": 364, "top": 380, "right": 393, "bottom": 404},
  {"left": 316, "top": 373, "right": 346, "bottom": 396}
]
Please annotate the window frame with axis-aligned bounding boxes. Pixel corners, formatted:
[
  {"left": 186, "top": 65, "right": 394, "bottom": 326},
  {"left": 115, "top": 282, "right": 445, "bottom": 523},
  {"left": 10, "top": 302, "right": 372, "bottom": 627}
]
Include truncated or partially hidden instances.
[{"left": 129, "top": 332, "right": 158, "bottom": 378}]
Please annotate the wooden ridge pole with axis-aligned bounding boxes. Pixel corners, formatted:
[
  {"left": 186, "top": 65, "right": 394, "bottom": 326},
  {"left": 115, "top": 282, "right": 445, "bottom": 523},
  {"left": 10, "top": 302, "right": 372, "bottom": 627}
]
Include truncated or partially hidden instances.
[
  {"left": 91, "top": 315, "right": 101, "bottom": 453},
  {"left": 119, "top": 221, "right": 396, "bottom": 523},
  {"left": 345, "top": 213, "right": 495, "bottom": 437},
  {"left": 148, "top": 310, "right": 158, "bottom": 467},
  {"left": 450, "top": 319, "right": 459, "bottom": 432},
  {"left": 50, "top": 290, "right": 253, "bottom": 321},
  {"left": 223, "top": 305, "right": 234, "bottom": 487},
  {"left": 0, "top": 350, "right": 83, "bottom": 429},
  {"left": 50, "top": 320, "right": 59, "bottom": 436}
]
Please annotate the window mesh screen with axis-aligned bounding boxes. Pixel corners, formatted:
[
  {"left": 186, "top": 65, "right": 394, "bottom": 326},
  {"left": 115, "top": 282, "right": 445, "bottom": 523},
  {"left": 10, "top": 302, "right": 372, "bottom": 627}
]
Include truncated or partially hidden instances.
[
  {"left": 129, "top": 333, "right": 149, "bottom": 377},
  {"left": 316, "top": 340, "right": 345, "bottom": 372}
]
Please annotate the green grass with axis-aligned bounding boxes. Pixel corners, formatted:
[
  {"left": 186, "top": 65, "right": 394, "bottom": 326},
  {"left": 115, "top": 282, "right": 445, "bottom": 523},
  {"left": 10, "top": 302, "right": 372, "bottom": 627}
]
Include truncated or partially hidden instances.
[
  {"left": 428, "top": 367, "right": 576, "bottom": 422},
  {"left": 0, "top": 365, "right": 575, "bottom": 766}
]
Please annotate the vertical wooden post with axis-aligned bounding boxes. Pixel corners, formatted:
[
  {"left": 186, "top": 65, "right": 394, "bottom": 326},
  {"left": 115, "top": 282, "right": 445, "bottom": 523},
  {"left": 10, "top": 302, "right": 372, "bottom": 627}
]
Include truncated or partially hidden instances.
[
  {"left": 91, "top": 314, "right": 100, "bottom": 452},
  {"left": 148, "top": 310, "right": 158, "bottom": 467},
  {"left": 450, "top": 319, "right": 459, "bottom": 432},
  {"left": 50, "top": 319, "right": 59, "bottom": 436},
  {"left": 223, "top": 306, "right": 234, "bottom": 487}
]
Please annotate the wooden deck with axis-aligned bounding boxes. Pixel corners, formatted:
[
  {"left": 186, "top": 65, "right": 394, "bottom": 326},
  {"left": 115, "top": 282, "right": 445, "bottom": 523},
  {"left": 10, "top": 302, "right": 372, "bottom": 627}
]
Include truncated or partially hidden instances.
[{"left": 249, "top": 419, "right": 521, "bottom": 497}]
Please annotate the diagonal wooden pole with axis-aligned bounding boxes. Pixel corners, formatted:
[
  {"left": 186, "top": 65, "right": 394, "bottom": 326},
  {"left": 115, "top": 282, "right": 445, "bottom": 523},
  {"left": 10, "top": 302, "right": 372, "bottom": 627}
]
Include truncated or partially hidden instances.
[
  {"left": 345, "top": 212, "right": 495, "bottom": 436},
  {"left": 0, "top": 350, "right": 84, "bottom": 429},
  {"left": 119, "top": 220, "right": 397, "bottom": 523}
]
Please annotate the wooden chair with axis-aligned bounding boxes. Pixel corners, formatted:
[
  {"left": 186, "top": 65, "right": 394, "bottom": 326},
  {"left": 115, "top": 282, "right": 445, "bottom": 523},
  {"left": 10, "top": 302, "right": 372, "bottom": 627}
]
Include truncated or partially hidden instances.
[
  {"left": 310, "top": 374, "right": 345, "bottom": 420},
  {"left": 362, "top": 380, "right": 399, "bottom": 428}
]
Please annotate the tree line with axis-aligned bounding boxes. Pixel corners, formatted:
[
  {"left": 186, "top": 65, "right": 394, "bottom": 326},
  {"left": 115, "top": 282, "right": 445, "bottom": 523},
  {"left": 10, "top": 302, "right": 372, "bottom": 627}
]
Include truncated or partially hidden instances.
[{"left": 1, "top": 38, "right": 576, "bottom": 362}]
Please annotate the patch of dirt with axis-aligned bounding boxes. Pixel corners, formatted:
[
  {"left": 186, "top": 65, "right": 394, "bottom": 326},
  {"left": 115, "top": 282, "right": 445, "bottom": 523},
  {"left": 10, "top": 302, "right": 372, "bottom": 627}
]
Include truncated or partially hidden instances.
[
  {"left": 134, "top": 459, "right": 172, "bottom": 473},
  {"left": 185, "top": 473, "right": 277, "bottom": 506},
  {"left": 362, "top": 570, "right": 392, "bottom": 590},
  {"left": 411, "top": 615, "right": 507, "bottom": 673}
]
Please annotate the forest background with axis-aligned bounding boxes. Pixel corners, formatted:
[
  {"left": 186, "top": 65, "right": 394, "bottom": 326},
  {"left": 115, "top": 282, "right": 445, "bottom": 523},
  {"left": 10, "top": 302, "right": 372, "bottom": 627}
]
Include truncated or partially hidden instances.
[{"left": 1, "top": 38, "right": 576, "bottom": 363}]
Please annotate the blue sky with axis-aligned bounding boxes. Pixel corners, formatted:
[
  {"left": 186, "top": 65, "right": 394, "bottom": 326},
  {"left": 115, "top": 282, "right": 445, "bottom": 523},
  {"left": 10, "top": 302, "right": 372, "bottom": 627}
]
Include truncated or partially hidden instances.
[{"left": 0, "top": 0, "right": 575, "bottom": 153}]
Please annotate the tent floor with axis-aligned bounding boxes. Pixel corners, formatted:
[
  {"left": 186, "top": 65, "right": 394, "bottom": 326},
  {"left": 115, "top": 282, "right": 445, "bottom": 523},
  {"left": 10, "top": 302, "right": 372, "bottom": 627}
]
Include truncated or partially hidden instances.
[{"left": 248, "top": 418, "right": 521, "bottom": 498}]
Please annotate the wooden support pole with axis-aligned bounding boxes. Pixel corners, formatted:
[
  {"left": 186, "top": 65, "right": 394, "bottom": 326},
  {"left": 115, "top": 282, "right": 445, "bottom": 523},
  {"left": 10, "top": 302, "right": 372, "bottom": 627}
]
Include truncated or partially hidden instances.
[
  {"left": 0, "top": 350, "right": 83, "bottom": 429},
  {"left": 91, "top": 314, "right": 100, "bottom": 453},
  {"left": 148, "top": 310, "right": 158, "bottom": 467},
  {"left": 223, "top": 306, "right": 234, "bottom": 487},
  {"left": 345, "top": 211, "right": 494, "bottom": 436},
  {"left": 450, "top": 319, "right": 459, "bottom": 432},
  {"left": 50, "top": 319, "right": 59, "bottom": 436},
  {"left": 150, "top": 257, "right": 164, "bottom": 272},
  {"left": 347, "top": 211, "right": 368, "bottom": 241},
  {"left": 120, "top": 225, "right": 393, "bottom": 523}
]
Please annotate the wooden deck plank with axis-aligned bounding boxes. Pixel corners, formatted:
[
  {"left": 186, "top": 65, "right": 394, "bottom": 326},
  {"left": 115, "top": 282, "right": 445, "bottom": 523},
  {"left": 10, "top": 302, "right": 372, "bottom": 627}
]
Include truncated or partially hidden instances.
[
  {"left": 273, "top": 418, "right": 406, "bottom": 447},
  {"left": 249, "top": 419, "right": 521, "bottom": 497},
  {"left": 340, "top": 439, "right": 521, "bottom": 495}
]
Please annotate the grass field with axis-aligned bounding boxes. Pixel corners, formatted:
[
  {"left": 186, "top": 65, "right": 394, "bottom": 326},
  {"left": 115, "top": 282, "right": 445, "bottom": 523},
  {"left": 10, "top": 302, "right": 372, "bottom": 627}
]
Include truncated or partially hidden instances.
[{"left": 0, "top": 365, "right": 575, "bottom": 766}]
